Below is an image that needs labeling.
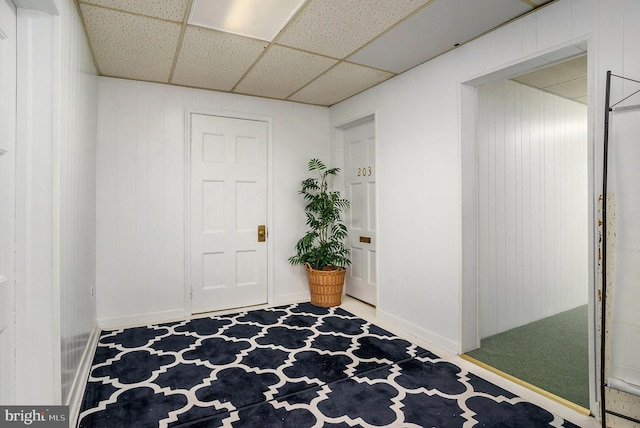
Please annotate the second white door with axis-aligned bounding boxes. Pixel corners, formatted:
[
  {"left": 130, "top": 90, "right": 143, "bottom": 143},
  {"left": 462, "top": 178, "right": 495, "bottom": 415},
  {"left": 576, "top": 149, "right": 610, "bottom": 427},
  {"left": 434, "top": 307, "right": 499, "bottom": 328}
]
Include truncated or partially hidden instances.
[
  {"left": 344, "top": 119, "right": 377, "bottom": 305},
  {"left": 190, "top": 114, "right": 268, "bottom": 313}
]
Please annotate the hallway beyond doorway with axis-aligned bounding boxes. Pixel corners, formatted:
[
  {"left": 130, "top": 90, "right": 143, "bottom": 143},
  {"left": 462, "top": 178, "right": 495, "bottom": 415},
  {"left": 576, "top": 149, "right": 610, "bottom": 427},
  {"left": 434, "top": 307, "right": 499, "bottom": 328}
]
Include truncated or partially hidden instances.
[{"left": 464, "top": 305, "right": 589, "bottom": 412}]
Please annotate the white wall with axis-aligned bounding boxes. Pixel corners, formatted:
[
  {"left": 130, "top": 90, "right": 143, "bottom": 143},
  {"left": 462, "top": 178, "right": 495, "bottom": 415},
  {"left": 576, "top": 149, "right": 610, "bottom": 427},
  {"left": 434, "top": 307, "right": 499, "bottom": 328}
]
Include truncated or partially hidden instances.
[
  {"left": 0, "top": 0, "right": 17, "bottom": 405},
  {"left": 476, "top": 79, "right": 588, "bottom": 339},
  {"left": 329, "top": 0, "right": 635, "bottom": 356},
  {"left": 15, "top": 6, "right": 57, "bottom": 404},
  {"left": 54, "top": 0, "right": 99, "bottom": 406},
  {"left": 14, "top": 0, "right": 98, "bottom": 407},
  {"left": 96, "top": 78, "right": 330, "bottom": 326}
]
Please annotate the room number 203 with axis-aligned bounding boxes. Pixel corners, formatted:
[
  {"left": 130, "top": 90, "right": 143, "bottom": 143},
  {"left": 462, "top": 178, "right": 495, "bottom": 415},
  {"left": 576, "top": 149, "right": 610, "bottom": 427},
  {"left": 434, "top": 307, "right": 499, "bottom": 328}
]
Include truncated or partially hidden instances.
[{"left": 357, "top": 166, "right": 372, "bottom": 177}]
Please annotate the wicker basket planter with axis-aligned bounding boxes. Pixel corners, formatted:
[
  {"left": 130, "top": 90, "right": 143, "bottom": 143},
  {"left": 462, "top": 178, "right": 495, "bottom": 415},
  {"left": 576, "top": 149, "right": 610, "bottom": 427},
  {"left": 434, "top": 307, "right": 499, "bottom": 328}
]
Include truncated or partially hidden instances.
[{"left": 306, "top": 263, "right": 346, "bottom": 307}]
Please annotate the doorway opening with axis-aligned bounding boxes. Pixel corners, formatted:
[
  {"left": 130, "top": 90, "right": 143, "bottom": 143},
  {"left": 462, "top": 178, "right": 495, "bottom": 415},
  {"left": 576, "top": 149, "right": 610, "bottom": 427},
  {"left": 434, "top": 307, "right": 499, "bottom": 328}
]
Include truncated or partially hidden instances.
[{"left": 460, "top": 43, "right": 594, "bottom": 414}]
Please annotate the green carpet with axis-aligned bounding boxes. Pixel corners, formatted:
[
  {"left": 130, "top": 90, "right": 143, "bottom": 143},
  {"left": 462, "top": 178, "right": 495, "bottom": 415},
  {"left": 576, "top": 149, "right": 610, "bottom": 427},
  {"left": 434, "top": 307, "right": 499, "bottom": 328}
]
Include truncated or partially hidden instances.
[{"left": 466, "top": 305, "right": 589, "bottom": 409}]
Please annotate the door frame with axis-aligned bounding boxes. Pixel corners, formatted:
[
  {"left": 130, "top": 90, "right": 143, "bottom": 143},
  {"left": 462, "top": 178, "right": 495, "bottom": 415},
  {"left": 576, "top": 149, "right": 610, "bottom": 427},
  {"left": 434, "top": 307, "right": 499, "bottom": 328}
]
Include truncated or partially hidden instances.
[
  {"left": 0, "top": 0, "right": 16, "bottom": 404},
  {"left": 184, "top": 107, "right": 274, "bottom": 315},
  {"left": 459, "top": 39, "right": 597, "bottom": 414},
  {"left": 332, "top": 112, "right": 379, "bottom": 306}
]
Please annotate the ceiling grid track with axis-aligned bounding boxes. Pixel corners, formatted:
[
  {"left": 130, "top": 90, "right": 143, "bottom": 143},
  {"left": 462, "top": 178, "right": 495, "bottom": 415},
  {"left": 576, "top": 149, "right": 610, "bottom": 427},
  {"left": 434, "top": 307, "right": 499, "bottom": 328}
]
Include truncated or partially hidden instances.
[{"left": 168, "top": 0, "right": 192, "bottom": 84}]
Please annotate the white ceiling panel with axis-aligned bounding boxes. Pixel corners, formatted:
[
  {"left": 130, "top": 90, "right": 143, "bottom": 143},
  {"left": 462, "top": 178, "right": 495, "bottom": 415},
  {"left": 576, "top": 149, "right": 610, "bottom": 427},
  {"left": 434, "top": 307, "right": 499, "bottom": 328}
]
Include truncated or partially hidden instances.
[
  {"left": 171, "top": 26, "right": 268, "bottom": 91},
  {"left": 80, "top": 3, "right": 182, "bottom": 82},
  {"left": 513, "top": 56, "right": 587, "bottom": 88},
  {"left": 235, "top": 45, "right": 337, "bottom": 99},
  {"left": 76, "top": 0, "right": 568, "bottom": 106},
  {"left": 348, "top": 0, "right": 533, "bottom": 73},
  {"left": 512, "top": 55, "right": 587, "bottom": 103},
  {"left": 80, "top": 0, "right": 188, "bottom": 22},
  {"left": 276, "top": 0, "right": 430, "bottom": 59},
  {"left": 545, "top": 76, "right": 588, "bottom": 99},
  {"left": 289, "top": 62, "right": 393, "bottom": 106}
]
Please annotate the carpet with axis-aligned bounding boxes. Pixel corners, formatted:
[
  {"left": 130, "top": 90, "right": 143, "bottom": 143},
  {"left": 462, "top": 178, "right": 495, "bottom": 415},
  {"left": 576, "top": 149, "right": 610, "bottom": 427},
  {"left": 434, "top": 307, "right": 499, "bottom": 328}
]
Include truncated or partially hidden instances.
[
  {"left": 466, "top": 305, "right": 589, "bottom": 409},
  {"left": 77, "top": 302, "right": 581, "bottom": 427}
]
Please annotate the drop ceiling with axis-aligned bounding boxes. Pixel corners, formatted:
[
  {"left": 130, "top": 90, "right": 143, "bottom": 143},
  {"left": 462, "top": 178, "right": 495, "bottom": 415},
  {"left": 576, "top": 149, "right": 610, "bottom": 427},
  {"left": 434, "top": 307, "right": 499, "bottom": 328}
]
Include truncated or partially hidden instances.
[
  {"left": 512, "top": 55, "right": 587, "bottom": 104},
  {"left": 77, "top": 0, "right": 562, "bottom": 107}
]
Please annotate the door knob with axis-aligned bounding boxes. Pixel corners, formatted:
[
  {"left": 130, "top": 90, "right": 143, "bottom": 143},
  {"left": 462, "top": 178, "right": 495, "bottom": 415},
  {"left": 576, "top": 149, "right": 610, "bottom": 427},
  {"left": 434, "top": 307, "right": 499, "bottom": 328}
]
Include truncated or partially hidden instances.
[{"left": 258, "top": 225, "right": 266, "bottom": 242}]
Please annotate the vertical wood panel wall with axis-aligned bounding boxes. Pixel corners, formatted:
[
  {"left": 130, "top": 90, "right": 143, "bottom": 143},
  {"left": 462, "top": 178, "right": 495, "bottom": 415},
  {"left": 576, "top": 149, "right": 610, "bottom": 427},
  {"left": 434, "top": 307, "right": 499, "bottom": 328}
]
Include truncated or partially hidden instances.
[
  {"left": 56, "top": 0, "right": 98, "bottom": 403},
  {"left": 96, "top": 78, "right": 330, "bottom": 326},
  {"left": 477, "top": 79, "right": 588, "bottom": 339},
  {"left": 97, "top": 80, "right": 188, "bottom": 324}
]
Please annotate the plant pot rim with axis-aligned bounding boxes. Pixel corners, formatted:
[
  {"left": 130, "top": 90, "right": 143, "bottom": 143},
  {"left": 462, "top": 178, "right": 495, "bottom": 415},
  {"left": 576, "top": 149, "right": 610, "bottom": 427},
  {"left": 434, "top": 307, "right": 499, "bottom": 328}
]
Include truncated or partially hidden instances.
[{"left": 305, "top": 263, "right": 346, "bottom": 272}]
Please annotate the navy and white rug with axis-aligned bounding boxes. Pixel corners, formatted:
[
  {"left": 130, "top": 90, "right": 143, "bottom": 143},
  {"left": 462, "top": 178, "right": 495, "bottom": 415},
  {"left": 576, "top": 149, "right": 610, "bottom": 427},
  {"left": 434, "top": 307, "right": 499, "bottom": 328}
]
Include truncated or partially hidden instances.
[{"left": 77, "top": 302, "right": 580, "bottom": 427}]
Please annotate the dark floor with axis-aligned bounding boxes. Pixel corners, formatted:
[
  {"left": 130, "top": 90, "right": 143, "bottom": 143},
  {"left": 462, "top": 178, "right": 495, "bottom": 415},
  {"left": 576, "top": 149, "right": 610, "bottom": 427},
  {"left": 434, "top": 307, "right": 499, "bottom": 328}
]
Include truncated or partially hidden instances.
[{"left": 77, "top": 302, "right": 584, "bottom": 427}]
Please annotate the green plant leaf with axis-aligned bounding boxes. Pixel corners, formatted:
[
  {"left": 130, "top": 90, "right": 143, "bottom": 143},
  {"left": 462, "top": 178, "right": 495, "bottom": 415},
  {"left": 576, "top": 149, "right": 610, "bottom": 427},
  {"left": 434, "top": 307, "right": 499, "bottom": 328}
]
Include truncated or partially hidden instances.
[
  {"left": 289, "top": 158, "right": 352, "bottom": 270},
  {"left": 308, "top": 158, "right": 325, "bottom": 171}
]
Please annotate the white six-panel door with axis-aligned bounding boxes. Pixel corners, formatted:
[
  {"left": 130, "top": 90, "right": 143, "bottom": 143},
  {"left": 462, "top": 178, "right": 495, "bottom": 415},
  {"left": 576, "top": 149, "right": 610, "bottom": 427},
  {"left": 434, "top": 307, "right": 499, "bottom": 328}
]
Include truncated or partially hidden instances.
[
  {"left": 344, "top": 119, "right": 377, "bottom": 305},
  {"left": 190, "top": 114, "right": 268, "bottom": 313}
]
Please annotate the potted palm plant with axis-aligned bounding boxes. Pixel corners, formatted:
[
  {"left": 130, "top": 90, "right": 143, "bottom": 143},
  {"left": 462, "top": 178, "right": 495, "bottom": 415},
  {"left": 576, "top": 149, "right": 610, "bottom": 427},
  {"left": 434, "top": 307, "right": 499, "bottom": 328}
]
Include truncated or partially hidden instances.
[{"left": 289, "top": 159, "right": 351, "bottom": 307}]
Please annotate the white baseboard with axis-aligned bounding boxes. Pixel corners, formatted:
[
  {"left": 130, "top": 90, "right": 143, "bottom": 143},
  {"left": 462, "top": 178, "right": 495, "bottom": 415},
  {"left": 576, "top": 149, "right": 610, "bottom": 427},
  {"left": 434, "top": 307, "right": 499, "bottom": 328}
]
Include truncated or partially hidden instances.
[
  {"left": 67, "top": 323, "right": 101, "bottom": 428},
  {"left": 272, "top": 291, "right": 310, "bottom": 306},
  {"left": 376, "top": 309, "right": 459, "bottom": 355},
  {"left": 98, "top": 308, "right": 187, "bottom": 330}
]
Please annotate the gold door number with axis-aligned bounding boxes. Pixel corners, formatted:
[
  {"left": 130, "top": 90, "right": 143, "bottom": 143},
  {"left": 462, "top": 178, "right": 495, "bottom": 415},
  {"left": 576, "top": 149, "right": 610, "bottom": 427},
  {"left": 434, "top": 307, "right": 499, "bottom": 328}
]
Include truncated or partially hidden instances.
[{"left": 357, "top": 166, "right": 372, "bottom": 177}]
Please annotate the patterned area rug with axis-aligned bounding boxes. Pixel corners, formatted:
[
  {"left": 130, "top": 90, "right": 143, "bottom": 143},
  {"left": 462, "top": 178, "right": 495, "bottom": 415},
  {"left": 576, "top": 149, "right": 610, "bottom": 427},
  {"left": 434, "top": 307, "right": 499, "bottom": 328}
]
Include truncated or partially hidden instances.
[{"left": 77, "top": 302, "right": 579, "bottom": 427}]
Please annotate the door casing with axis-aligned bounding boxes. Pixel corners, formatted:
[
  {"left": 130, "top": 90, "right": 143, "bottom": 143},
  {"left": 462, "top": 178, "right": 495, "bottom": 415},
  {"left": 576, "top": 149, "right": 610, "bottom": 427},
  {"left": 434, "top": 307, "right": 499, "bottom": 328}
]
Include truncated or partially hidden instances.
[
  {"left": 0, "top": 0, "right": 17, "bottom": 404},
  {"left": 459, "top": 40, "right": 597, "bottom": 415}
]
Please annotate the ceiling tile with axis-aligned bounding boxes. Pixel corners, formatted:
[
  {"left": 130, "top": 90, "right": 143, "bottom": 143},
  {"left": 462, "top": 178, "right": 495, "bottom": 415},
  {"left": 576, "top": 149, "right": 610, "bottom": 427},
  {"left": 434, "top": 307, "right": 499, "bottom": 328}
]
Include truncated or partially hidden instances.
[
  {"left": 80, "top": 0, "right": 188, "bottom": 22},
  {"left": 80, "top": 4, "right": 181, "bottom": 82},
  {"left": 288, "top": 62, "right": 393, "bottom": 106},
  {"left": 77, "top": 0, "right": 566, "bottom": 106},
  {"left": 235, "top": 45, "right": 337, "bottom": 99},
  {"left": 348, "top": 0, "right": 532, "bottom": 73},
  {"left": 510, "top": 54, "right": 587, "bottom": 104},
  {"left": 171, "top": 26, "right": 268, "bottom": 91},
  {"left": 545, "top": 76, "right": 588, "bottom": 100},
  {"left": 276, "top": 0, "right": 430, "bottom": 59},
  {"left": 513, "top": 55, "right": 587, "bottom": 88}
]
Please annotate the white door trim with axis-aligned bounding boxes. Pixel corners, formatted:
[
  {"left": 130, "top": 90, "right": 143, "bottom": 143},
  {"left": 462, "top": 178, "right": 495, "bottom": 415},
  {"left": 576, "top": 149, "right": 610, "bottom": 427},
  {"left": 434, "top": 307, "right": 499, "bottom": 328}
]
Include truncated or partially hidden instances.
[{"left": 184, "top": 107, "right": 273, "bottom": 316}]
